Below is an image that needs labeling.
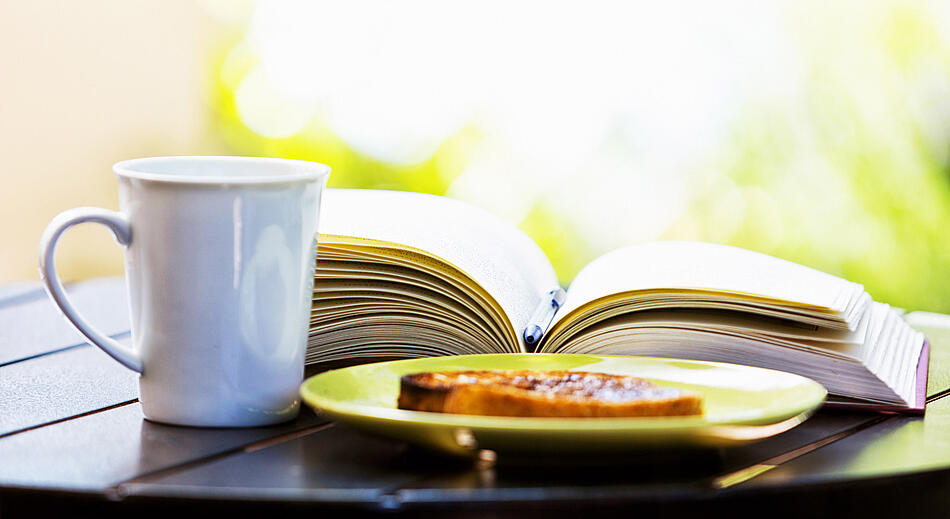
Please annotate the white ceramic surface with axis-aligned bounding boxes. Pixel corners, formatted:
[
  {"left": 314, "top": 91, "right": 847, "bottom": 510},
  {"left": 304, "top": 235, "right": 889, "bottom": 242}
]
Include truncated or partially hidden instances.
[{"left": 39, "top": 157, "right": 330, "bottom": 427}]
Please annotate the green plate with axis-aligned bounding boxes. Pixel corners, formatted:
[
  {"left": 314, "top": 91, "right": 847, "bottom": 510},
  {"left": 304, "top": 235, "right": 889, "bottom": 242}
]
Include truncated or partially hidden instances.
[{"left": 300, "top": 354, "right": 826, "bottom": 456}]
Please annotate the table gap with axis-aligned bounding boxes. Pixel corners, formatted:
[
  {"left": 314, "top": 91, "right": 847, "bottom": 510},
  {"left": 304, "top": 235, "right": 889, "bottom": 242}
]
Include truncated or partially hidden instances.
[
  {"left": 0, "top": 331, "right": 131, "bottom": 369},
  {"left": 927, "top": 387, "right": 950, "bottom": 403},
  {"left": 714, "top": 388, "right": 950, "bottom": 489},
  {"left": 116, "top": 421, "right": 336, "bottom": 492},
  {"left": 710, "top": 414, "right": 893, "bottom": 489},
  {"left": 0, "top": 286, "right": 46, "bottom": 309},
  {"left": 0, "top": 399, "right": 139, "bottom": 441}
]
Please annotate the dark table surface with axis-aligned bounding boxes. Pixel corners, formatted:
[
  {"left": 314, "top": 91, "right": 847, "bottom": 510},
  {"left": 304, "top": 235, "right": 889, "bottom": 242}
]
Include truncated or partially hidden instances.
[{"left": 2, "top": 277, "right": 950, "bottom": 518}]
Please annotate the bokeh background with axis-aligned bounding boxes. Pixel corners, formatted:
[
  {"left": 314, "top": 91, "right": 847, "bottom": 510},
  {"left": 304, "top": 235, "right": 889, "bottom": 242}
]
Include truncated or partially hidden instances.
[{"left": 3, "top": 0, "right": 950, "bottom": 312}]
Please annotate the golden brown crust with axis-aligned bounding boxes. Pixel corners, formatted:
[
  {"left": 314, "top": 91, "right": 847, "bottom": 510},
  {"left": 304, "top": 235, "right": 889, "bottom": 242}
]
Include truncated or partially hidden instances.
[{"left": 397, "top": 370, "right": 703, "bottom": 417}]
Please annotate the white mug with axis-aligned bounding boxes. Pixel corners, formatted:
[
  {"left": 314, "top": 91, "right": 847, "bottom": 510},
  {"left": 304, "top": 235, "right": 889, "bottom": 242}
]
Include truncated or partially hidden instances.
[{"left": 39, "top": 157, "right": 330, "bottom": 427}]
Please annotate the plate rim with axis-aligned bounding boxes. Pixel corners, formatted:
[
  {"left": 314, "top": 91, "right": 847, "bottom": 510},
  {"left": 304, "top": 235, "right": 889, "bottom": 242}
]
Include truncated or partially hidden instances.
[{"left": 300, "top": 353, "right": 828, "bottom": 432}]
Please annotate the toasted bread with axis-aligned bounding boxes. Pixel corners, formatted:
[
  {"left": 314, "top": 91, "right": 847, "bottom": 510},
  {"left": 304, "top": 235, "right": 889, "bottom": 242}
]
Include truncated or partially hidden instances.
[{"left": 397, "top": 370, "right": 703, "bottom": 417}]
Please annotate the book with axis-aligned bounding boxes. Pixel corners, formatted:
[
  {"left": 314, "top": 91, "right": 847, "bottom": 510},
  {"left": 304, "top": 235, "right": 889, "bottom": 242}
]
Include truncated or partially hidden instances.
[{"left": 309, "top": 189, "right": 929, "bottom": 413}]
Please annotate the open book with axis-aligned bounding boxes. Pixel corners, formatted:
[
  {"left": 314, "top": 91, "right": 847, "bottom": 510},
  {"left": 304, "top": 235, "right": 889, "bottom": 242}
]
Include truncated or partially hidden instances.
[{"left": 309, "top": 189, "right": 929, "bottom": 413}]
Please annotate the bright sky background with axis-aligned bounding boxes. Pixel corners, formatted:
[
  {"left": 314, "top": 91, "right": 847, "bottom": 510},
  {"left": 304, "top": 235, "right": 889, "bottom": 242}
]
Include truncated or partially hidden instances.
[{"left": 208, "top": 0, "right": 950, "bottom": 310}]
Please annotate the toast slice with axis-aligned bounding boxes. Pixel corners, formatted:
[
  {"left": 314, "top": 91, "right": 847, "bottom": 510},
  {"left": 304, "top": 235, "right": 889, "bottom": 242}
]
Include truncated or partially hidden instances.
[{"left": 398, "top": 370, "right": 703, "bottom": 417}]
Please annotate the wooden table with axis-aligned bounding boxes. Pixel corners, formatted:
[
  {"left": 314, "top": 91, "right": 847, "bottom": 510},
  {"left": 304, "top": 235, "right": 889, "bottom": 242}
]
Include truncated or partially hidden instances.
[{"left": 2, "top": 278, "right": 950, "bottom": 518}]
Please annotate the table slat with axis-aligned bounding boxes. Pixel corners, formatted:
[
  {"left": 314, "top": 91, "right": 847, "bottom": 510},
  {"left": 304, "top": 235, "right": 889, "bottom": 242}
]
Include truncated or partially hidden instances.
[
  {"left": 393, "top": 410, "right": 880, "bottom": 503},
  {"left": 0, "top": 281, "right": 44, "bottom": 308},
  {"left": 0, "top": 345, "right": 138, "bottom": 436},
  {"left": 740, "top": 393, "right": 950, "bottom": 489},
  {"left": 0, "top": 402, "right": 326, "bottom": 492},
  {"left": 119, "top": 409, "right": 877, "bottom": 509},
  {"left": 121, "top": 423, "right": 443, "bottom": 506},
  {"left": 0, "top": 277, "right": 129, "bottom": 366}
]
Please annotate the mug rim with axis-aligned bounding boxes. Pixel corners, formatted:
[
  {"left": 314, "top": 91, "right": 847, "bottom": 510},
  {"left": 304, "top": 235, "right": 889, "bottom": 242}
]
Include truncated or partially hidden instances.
[{"left": 113, "top": 156, "right": 331, "bottom": 185}]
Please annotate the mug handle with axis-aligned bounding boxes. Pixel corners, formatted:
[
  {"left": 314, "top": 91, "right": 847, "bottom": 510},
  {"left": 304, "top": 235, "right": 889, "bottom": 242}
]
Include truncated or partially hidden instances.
[{"left": 39, "top": 207, "right": 143, "bottom": 373}]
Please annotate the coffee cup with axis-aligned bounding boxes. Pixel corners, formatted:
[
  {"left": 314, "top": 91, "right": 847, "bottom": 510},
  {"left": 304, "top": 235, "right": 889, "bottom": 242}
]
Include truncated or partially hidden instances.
[{"left": 39, "top": 156, "right": 330, "bottom": 427}]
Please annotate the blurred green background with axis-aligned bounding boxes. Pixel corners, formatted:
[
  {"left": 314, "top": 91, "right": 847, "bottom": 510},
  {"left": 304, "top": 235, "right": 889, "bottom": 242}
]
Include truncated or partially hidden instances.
[{"left": 3, "top": 0, "right": 950, "bottom": 312}]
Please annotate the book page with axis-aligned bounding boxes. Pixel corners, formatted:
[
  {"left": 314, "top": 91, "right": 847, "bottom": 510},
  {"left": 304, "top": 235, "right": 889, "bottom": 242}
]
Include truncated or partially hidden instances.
[
  {"left": 553, "top": 241, "right": 865, "bottom": 331},
  {"left": 318, "top": 189, "right": 559, "bottom": 350}
]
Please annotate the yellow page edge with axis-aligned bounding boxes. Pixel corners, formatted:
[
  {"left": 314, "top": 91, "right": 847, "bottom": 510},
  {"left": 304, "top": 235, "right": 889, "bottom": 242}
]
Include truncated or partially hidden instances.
[
  {"left": 543, "top": 288, "right": 840, "bottom": 350},
  {"left": 319, "top": 233, "right": 519, "bottom": 351}
]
